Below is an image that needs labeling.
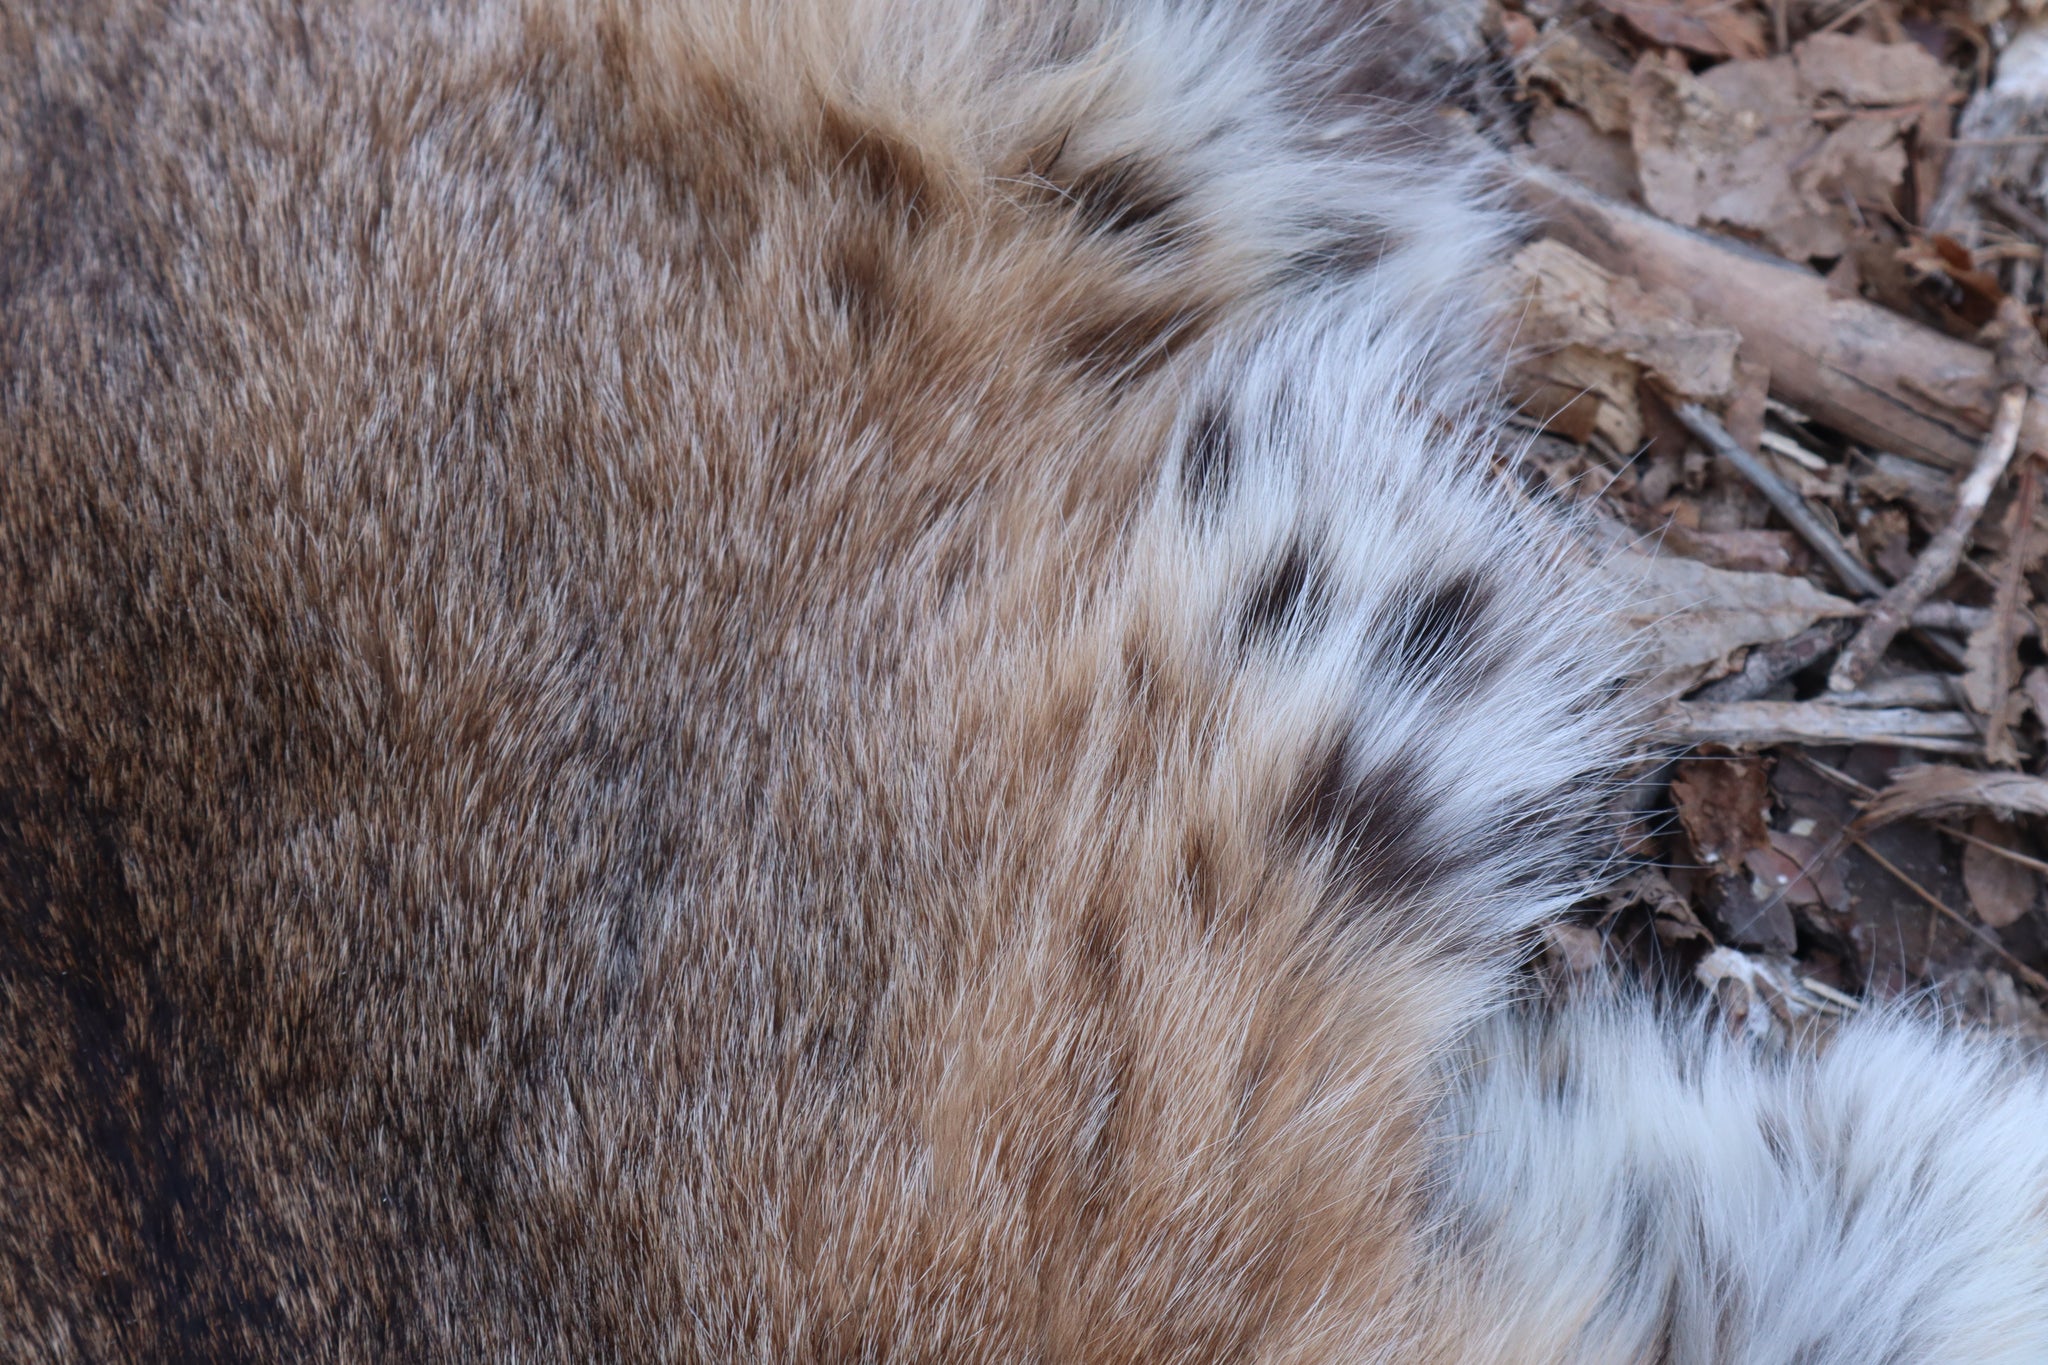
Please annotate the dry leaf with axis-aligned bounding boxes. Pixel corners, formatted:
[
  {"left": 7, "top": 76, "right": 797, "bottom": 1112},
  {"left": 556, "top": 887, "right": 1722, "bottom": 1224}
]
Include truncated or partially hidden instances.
[
  {"left": 1523, "top": 30, "right": 1634, "bottom": 135},
  {"left": 1708, "top": 873, "right": 1798, "bottom": 953},
  {"left": 1753, "top": 829, "right": 1850, "bottom": 912},
  {"left": 1594, "top": 0, "right": 1765, "bottom": 59},
  {"left": 1604, "top": 550, "right": 1859, "bottom": 691},
  {"left": 1527, "top": 104, "right": 1642, "bottom": 203},
  {"left": 1963, "top": 600, "right": 2031, "bottom": 768},
  {"left": 1802, "top": 119, "right": 1909, "bottom": 214},
  {"left": 1673, "top": 751, "right": 1771, "bottom": 869},
  {"left": 1628, "top": 48, "right": 1920, "bottom": 264},
  {"left": 1631, "top": 56, "right": 1845, "bottom": 260},
  {"left": 1963, "top": 610, "right": 2009, "bottom": 718},
  {"left": 1603, "top": 866, "right": 1710, "bottom": 943},
  {"left": 1512, "top": 239, "right": 1739, "bottom": 385},
  {"left": 1542, "top": 922, "right": 1608, "bottom": 974},
  {"left": 2025, "top": 667, "right": 2048, "bottom": 727},
  {"left": 1962, "top": 814, "right": 2040, "bottom": 927},
  {"left": 1861, "top": 766, "right": 2048, "bottom": 825},
  {"left": 1660, "top": 527, "right": 1802, "bottom": 575},
  {"left": 1793, "top": 33, "right": 1953, "bottom": 108}
]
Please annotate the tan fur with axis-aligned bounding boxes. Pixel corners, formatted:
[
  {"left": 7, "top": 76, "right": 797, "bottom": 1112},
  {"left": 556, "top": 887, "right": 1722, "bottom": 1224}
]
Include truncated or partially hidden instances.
[{"left": 5, "top": 2, "right": 1631, "bottom": 1359}]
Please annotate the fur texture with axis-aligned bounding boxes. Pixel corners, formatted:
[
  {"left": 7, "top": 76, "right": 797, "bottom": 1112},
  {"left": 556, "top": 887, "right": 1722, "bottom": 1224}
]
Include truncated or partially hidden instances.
[{"left": 2, "top": 1, "right": 2044, "bottom": 1360}]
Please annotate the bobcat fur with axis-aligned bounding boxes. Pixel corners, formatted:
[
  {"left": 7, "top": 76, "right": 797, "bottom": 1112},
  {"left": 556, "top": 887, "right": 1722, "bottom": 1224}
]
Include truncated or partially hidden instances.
[{"left": 4, "top": 1, "right": 2048, "bottom": 1359}]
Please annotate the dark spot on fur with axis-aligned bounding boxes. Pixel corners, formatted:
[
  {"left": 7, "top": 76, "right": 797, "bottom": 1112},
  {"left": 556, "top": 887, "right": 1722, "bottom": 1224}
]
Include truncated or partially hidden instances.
[
  {"left": 1064, "top": 156, "right": 1186, "bottom": 249},
  {"left": 1385, "top": 570, "right": 1494, "bottom": 687},
  {"left": 0, "top": 767, "right": 298, "bottom": 1355},
  {"left": 1239, "top": 542, "right": 1329, "bottom": 648},
  {"left": 1121, "top": 639, "right": 1157, "bottom": 707},
  {"left": 1283, "top": 743, "right": 1474, "bottom": 922},
  {"left": 1285, "top": 218, "right": 1402, "bottom": 284},
  {"left": 1180, "top": 402, "right": 1236, "bottom": 510},
  {"left": 1077, "top": 906, "right": 1123, "bottom": 996},
  {"left": 825, "top": 237, "right": 894, "bottom": 340},
  {"left": 1181, "top": 831, "right": 1221, "bottom": 934},
  {"left": 1059, "top": 299, "right": 1204, "bottom": 382},
  {"left": 820, "top": 107, "right": 932, "bottom": 230}
]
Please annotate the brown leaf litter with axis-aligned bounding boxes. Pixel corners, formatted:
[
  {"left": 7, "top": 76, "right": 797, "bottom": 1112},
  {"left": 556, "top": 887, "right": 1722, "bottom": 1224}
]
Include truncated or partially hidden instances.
[{"left": 1489, "top": 0, "right": 2048, "bottom": 1040}]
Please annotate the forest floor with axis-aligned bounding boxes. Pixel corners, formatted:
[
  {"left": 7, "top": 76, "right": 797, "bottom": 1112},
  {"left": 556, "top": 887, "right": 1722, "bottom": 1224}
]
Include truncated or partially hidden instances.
[{"left": 1479, "top": 0, "right": 2048, "bottom": 1040}]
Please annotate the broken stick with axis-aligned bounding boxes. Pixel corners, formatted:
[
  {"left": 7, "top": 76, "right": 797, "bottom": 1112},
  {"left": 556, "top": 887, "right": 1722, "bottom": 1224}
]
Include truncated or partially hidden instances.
[
  {"left": 1828, "top": 387, "right": 2031, "bottom": 692},
  {"left": 1516, "top": 160, "right": 2048, "bottom": 472},
  {"left": 1674, "top": 403, "right": 1885, "bottom": 598}
]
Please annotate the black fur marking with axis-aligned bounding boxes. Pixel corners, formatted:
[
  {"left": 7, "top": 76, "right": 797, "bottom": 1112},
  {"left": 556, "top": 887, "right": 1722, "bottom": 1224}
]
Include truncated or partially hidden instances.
[
  {"left": 1282, "top": 742, "right": 1488, "bottom": 927},
  {"left": 0, "top": 775, "right": 301, "bottom": 1357},
  {"left": 1385, "top": 570, "right": 1493, "bottom": 685},
  {"left": 1239, "top": 542, "right": 1329, "bottom": 648},
  {"left": 1180, "top": 402, "right": 1236, "bottom": 511},
  {"left": 1065, "top": 156, "right": 1186, "bottom": 250},
  {"left": 825, "top": 237, "right": 894, "bottom": 340},
  {"left": 820, "top": 108, "right": 932, "bottom": 231},
  {"left": 1284, "top": 216, "right": 1400, "bottom": 284},
  {"left": 1059, "top": 300, "right": 1203, "bottom": 382}
]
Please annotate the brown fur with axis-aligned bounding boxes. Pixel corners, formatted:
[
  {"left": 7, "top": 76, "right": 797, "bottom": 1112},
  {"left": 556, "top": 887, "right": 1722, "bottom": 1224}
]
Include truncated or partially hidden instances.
[{"left": 2, "top": 2, "right": 1609, "bottom": 1358}]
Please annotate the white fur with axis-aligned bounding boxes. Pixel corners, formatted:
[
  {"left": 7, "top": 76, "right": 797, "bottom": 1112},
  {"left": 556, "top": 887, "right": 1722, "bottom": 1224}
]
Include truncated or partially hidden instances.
[
  {"left": 1436, "top": 996, "right": 2048, "bottom": 1362},
  {"left": 974, "top": 7, "right": 2048, "bottom": 1355}
]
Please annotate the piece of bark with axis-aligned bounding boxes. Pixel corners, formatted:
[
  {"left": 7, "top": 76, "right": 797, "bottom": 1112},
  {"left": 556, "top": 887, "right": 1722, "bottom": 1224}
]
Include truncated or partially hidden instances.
[
  {"left": 1521, "top": 30, "right": 1635, "bottom": 135},
  {"left": 1509, "top": 239, "right": 1740, "bottom": 448},
  {"left": 1672, "top": 701, "right": 1980, "bottom": 751},
  {"left": 1516, "top": 159, "right": 2048, "bottom": 472}
]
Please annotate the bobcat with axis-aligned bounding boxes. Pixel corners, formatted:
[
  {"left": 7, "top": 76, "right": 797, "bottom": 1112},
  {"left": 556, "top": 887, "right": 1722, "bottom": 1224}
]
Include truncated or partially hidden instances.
[{"left": 6, "top": 1, "right": 2048, "bottom": 1359}]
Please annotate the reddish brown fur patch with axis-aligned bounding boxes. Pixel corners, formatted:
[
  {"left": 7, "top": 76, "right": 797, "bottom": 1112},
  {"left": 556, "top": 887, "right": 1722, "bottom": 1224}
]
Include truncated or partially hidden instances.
[{"left": 0, "top": 1, "right": 1510, "bottom": 1359}]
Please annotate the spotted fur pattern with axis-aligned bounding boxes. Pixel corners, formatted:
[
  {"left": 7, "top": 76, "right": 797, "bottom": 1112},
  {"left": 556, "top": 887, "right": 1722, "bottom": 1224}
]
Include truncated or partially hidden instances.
[{"left": 3, "top": 1, "right": 2044, "bottom": 1360}]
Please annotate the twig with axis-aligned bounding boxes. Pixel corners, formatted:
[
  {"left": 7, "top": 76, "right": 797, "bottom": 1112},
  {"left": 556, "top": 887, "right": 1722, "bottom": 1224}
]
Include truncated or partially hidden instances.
[
  {"left": 1673, "top": 403, "right": 1886, "bottom": 597},
  {"left": 1848, "top": 834, "right": 2048, "bottom": 994},
  {"left": 1790, "top": 749, "right": 1875, "bottom": 797},
  {"left": 1672, "top": 701, "right": 1980, "bottom": 752},
  {"left": 1829, "top": 387, "right": 2031, "bottom": 691},
  {"left": 1799, "top": 976, "right": 1864, "bottom": 1012},
  {"left": 1818, "top": 0, "right": 1881, "bottom": 34},
  {"left": 1911, "top": 601, "right": 2037, "bottom": 637},
  {"left": 1944, "top": 821, "right": 2048, "bottom": 878},
  {"left": 1830, "top": 673, "right": 1961, "bottom": 710},
  {"left": 1672, "top": 404, "right": 1968, "bottom": 669},
  {"left": 1986, "top": 456, "right": 2041, "bottom": 762},
  {"left": 1981, "top": 186, "right": 2048, "bottom": 254},
  {"left": 1688, "top": 621, "right": 1852, "bottom": 704}
]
